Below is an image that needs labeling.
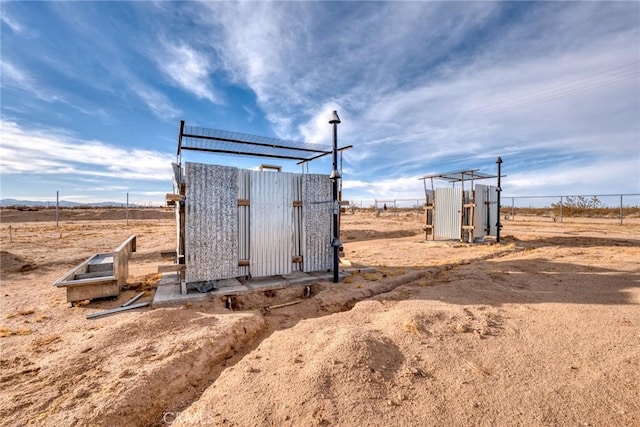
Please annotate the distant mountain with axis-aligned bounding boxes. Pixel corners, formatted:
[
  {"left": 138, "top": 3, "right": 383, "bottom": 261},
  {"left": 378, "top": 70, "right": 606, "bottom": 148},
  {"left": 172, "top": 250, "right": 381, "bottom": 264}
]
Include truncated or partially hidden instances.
[{"left": 0, "top": 199, "right": 133, "bottom": 208}]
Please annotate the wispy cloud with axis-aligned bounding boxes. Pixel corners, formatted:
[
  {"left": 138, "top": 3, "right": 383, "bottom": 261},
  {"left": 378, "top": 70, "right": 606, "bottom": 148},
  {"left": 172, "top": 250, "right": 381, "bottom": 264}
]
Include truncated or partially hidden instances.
[
  {"left": 1, "top": 2, "right": 637, "bottom": 203},
  {"left": 0, "top": 121, "right": 174, "bottom": 181},
  {"left": 130, "top": 82, "right": 182, "bottom": 120},
  {"left": 155, "top": 42, "right": 219, "bottom": 104},
  {"left": 0, "top": 61, "right": 62, "bottom": 102},
  {"left": 1, "top": 10, "right": 24, "bottom": 33}
]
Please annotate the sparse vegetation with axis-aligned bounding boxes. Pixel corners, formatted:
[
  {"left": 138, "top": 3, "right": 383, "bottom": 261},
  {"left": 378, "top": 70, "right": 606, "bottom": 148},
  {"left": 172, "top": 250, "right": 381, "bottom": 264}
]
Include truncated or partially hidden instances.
[
  {"left": 346, "top": 199, "right": 640, "bottom": 219},
  {"left": 502, "top": 200, "right": 640, "bottom": 219}
]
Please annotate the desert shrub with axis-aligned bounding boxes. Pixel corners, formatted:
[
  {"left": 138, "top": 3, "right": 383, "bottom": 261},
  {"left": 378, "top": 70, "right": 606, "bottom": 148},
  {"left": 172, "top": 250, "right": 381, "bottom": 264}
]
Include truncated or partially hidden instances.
[{"left": 550, "top": 196, "right": 603, "bottom": 217}]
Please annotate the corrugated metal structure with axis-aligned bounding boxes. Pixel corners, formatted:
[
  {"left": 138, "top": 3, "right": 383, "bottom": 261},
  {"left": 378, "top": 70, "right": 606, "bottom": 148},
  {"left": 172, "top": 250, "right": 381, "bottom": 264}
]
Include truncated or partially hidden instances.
[
  {"left": 421, "top": 170, "right": 500, "bottom": 242},
  {"left": 165, "top": 120, "right": 353, "bottom": 291},
  {"left": 434, "top": 188, "right": 463, "bottom": 240},
  {"left": 185, "top": 163, "right": 239, "bottom": 283},
  {"left": 180, "top": 162, "right": 332, "bottom": 285},
  {"left": 474, "top": 184, "right": 498, "bottom": 238}
]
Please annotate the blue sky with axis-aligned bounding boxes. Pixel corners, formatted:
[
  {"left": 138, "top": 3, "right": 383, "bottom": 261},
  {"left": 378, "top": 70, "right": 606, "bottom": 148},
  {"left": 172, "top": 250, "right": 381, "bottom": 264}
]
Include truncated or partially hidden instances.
[{"left": 1, "top": 1, "right": 639, "bottom": 206}]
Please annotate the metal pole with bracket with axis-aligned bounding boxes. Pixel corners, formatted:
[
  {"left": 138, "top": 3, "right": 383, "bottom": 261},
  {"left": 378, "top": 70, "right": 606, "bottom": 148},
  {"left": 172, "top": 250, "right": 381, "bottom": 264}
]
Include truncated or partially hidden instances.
[{"left": 329, "top": 111, "right": 342, "bottom": 283}]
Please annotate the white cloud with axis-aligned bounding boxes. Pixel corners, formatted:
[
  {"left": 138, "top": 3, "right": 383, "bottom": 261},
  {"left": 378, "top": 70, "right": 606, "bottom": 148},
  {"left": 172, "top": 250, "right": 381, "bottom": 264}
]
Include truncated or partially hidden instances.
[
  {"left": 130, "top": 82, "right": 182, "bottom": 120},
  {"left": 0, "top": 61, "right": 62, "bottom": 102},
  {"left": 1, "top": 10, "right": 23, "bottom": 33},
  {"left": 504, "top": 157, "right": 640, "bottom": 196},
  {"left": 156, "top": 42, "right": 219, "bottom": 104},
  {"left": 342, "top": 176, "right": 425, "bottom": 200},
  {"left": 0, "top": 120, "right": 174, "bottom": 181},
  {"left": 187, "top": 2, "right": 638, "bottom": 190}
]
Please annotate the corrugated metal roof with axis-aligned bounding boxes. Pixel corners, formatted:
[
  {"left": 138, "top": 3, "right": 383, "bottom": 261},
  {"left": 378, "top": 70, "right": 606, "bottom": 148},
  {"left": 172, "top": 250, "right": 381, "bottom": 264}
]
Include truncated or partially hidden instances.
[
  {"left": 179, "top": 124, "right": 332, "bottom": 161},
  {"left": 419, "top": 169, "right": 497, "bottom": 183}
]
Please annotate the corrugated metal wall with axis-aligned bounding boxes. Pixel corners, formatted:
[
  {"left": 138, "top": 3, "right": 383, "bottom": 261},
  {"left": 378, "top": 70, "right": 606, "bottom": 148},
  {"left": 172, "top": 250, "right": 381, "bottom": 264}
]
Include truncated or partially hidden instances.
[
  {"left": 185, "top": 163, "right": 239, "bottom": 283},
  {"left": 302, "top": 174, "right": 332, "bottom": 272},
  {"left": 184, "top": 162, "right": 331, "bottom": 283},
  {"left": 473, "top": 184, "right": 499, "bottom": 238},
  {"left": 486, "top": 185, "right": 498, "bottom": 236},
  {"left": 434, "top": 187, "right": 462, "bottom": 240},
  {"left": 249, "top": 171, "right": 295, "bottom": 277},
  {"left": 474, "top": 185, "right": 488, "bottom": 239}
]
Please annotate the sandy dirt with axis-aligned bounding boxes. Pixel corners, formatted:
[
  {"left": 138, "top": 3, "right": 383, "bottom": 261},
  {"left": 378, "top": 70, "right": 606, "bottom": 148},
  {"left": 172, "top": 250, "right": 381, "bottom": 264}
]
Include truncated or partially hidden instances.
[{"left": 0, "top": 208, "right": 638, "bottom": 426}]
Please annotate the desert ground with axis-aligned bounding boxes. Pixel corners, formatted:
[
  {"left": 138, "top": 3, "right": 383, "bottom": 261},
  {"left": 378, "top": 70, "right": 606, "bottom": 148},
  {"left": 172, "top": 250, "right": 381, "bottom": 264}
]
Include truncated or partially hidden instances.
[{"left": 0, "top": 208, "right": 638, "bottom": 426}]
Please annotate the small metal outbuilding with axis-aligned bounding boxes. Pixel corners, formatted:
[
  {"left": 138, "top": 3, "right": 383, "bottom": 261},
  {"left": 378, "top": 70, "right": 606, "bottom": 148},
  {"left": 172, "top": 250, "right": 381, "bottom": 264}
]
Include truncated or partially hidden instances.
[
  {"left": 181, "top": 162, "right": 332, "bottom": 285},
  {"left": 167, "top": 121, "right": 351, "bottom": 293},
  {"left": 420, "top": 169, "right": 500, "bottom": 242}
]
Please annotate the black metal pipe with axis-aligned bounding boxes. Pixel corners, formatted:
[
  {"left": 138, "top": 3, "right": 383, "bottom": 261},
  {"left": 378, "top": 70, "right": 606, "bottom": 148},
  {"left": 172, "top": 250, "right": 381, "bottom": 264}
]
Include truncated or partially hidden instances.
[
  {"left": 329, "top": 111, "right": 341, "bottom": 283},
  {"left": 496, "top": 157, "right": 503, "bottom": 243},
  {"left": 331, "top": 123, "right": 339, "bottom": 283},
  {"left": 177, "top": 120, "right": 185, "bottom": 156}
]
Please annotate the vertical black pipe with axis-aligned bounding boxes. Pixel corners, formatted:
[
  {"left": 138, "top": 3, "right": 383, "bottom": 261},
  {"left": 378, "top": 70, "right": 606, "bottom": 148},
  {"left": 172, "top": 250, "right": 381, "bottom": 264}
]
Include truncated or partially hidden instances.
[
  {"left": 329, "top": 111, "right": 341, "bottom": 283},
  {"left": 177, "top": 119, "right": 185, "bottom": 163},
  {"left": 496, "top": 157, "right": 503, "bottom": 243}
]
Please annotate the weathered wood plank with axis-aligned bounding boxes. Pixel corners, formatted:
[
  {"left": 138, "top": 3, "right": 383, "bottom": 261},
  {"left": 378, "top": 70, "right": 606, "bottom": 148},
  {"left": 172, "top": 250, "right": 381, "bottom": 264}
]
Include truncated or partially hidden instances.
[
  {"left": 166, "top": 193, "right": 186, "bottom": 202},
  {"left": 160, "top": 251, "right": 177, "bottom": 259}
]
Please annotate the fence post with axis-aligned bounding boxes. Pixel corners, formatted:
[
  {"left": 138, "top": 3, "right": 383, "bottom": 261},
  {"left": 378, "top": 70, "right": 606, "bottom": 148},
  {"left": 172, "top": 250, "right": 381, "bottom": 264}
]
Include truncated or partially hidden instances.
[
  {"left": 620, "top": 194, "right": 623, "bottom": 226},
  {"left": 511, "top": 197, "right": 515, "bottom": 220},
  {"left": 56, "top": 191, "right": 59, "bottom": 228},
  {"left": 559, "top": 196, "right": 563, "bottom": 223},
  {"left": 126, "top": 192, "right": 129, "bottom": 226}
]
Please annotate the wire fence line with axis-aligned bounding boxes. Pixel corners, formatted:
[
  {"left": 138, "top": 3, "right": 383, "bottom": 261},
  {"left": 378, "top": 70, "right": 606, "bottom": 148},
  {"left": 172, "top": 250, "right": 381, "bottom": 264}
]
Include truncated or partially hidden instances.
[
  {"left": 347, "top": 194, "right": 640, "bottom": 208},
  {"left": 345, "top": 193, "right": 640, "bottom": 224},
  {"left": 503, "top": 193, "right": 640, "bottom": 225}
]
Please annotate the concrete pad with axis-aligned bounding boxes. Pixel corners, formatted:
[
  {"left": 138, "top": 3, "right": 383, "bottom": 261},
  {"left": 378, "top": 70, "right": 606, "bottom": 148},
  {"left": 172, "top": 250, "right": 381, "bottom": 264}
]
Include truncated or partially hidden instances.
[
  {"left": 246, "top": 276, "right": 289, "bottom": 292},
  {"left": 282, "top": 271, "right": 318, "bottom": 285},
  {"left": 153, "top": 282, "right": 211, "bottom": 308},
  {"left": 152, "top": 267, "right": 373, "bottom": 308},
  {"left": 217, "top": 278, "right": 243, "bottom": 288}
]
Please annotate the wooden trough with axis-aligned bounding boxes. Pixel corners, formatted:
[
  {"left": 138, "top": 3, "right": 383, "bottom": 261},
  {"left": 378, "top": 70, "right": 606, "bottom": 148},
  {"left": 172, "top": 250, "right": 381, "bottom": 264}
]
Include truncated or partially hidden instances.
[{"left": 53, "top": 235, "right": 136, "bottom": 304}]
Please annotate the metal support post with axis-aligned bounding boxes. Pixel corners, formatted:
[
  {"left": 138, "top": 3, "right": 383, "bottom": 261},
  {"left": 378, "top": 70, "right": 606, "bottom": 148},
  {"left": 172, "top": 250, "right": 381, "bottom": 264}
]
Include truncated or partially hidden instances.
[
  {"left": 620, "top": 194, "right": 623, "bottom": 226},
  {"left": 56, "top": 191, "right": 59, "bottom": 228},
  {"left": 496, "top": 157, "right": 503, "bottom": 243},
  {"left": 329, "top": 111, "right": 342, "bottom": 283}
]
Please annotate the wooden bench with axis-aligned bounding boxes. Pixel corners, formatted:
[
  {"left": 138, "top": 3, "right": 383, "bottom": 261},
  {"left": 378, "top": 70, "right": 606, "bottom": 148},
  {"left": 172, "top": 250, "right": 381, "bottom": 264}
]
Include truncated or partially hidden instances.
[{"left": 53, "top": 235, "right": 136, "bottom": 304}]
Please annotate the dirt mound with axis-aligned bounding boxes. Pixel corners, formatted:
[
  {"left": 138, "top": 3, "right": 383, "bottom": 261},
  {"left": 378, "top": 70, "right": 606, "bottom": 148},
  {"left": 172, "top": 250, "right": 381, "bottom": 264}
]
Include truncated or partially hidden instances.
[
  {"left": 0, "top": 251, "right": 37, "bottom": 273},
  {"left": 172, "top": 300, "right": 504, "bottom": 426},
  {"left": 0, "top": 307, "right": 266, "bottom": 427}
]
